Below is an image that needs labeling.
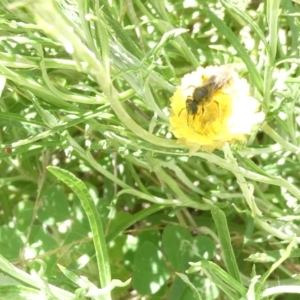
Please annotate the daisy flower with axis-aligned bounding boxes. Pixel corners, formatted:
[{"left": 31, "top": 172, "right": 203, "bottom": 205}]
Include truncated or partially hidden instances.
[{"left": 169, "top": 65, "right": 265, "bottom": 152}]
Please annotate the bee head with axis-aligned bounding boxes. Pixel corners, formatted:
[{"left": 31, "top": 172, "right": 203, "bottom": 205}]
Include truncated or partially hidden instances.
[{"left": 186, "top": 97, "right": 199, "bottom": 115}]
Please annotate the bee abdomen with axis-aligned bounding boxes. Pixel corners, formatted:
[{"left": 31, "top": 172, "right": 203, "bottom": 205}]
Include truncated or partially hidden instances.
[{"left": 193, "top": 87, "right": 209, "bottom": 105}]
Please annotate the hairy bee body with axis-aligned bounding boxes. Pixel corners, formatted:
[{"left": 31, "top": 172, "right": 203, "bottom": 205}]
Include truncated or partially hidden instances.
[
  {"left": 186, "top": 85, "right": 210, "bottom": 115},
  {"left": 180, "top": 69, "right": 233, "bottom": 123}
]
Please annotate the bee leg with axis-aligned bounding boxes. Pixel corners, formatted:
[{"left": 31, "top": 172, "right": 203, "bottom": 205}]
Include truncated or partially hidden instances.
[
  {"left": 214, "top": 100, "right": 221, "bottom": 119},
  {"left": 200, "top": 104, "right": 205, "bottom": 115},
  {"left": 178, "top": 107, "right": 186, "bottom": 117}
]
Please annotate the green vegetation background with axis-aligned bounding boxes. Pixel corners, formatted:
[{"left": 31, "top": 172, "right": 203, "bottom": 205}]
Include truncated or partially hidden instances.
[{"left": 0, "top": 0, "right": 300, "bottom": 299}]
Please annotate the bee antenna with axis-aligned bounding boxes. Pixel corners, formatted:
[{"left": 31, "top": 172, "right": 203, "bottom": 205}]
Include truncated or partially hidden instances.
[{"left": 186, "top": 84, "right": 196, "bottom": 90}]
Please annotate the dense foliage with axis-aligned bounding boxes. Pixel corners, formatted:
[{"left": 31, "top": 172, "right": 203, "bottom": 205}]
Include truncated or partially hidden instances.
[{"left": 0, "top": 0, "right": 300, "bottom": 299}]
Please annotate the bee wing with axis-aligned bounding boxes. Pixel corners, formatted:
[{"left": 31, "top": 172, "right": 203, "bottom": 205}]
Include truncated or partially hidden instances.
[
  {"left": 202, "top": 65, "right": 233, "bottom": 89},
  {"left": 209, "top": 70, "right": 233, "bottom": 92},
  {"left": 199, "top": 75, "right": 218, "bottom": 87},
  {"left": 185, "top": 75, "right": 217, "bottom": 91},
  {"left": 185, "top": 65, "right": 234, "bottom": 94}
]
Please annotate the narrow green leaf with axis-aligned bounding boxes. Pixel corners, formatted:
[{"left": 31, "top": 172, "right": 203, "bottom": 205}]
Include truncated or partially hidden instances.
[
  {"left": 176, "top": 273, "right": 203, "bottom": 300},
  {"left": 187, "top": 261, "right": 246, "bottom": 298},
  {"left": 203, "top": 8, "right": 263, "bottom": 93},
  {"left": 221, "top": 0, "right": 269, "bottom": 52},
  {"left": 266, "top": 0, "right": 281, "bottom": 63},
  {"left": 211, "top": 205, "right": 242, "bottom": 284},
  {"left": 0, "top": 75, "right": 6, "bottom": 97},
  {"left": 47, "top": 166, "right": 111, "bottom": 299},
  {"left": 0, "top": 254, "right": 75, "bottom": 299},
  {"left": 235, "top": 152, "right": 273, "bottom": 178},
  {"left": 106, "top": 204, "right": 166, "bottom": 243},
  {"left": 98, "top": 0, "right": 143, "bottom": 59},
  {"left": 0, "top": 285, "right": 42, "bottom": 300},
  {"left": 255, "top": 236, "right": 297, "bottom": 295}
]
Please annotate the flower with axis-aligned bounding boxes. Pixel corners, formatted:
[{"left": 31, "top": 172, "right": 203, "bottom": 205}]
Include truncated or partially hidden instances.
[{"left": 169, "top": 65, "right": 265, "bottom": 152}]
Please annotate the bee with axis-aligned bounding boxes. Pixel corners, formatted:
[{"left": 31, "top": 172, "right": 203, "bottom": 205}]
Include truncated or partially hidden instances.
[{"left": 180, "top": 68, "right": 233, "bottom": 124}]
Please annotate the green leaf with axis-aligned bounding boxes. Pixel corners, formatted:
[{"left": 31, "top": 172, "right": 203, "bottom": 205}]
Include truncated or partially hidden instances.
[
  {"left": 0, "top": 226, "right": 23, "bottom": 260},
  {"left": 29, "top": 225, "right": 58, "bottom": 254},
  {"left": 176, "top": 273, "right": 203, "bottom": 300},
  {"left": 132, "top": 241, "right": 171, "bottom": 295},
  {"left": 173, "top": 273, "right": 219, "bottom": 300},
  {"left": 47, "top": 166, "right": 111, "bottom": 297},
  {"left": 0, "top": 254, "right": 75, "bottom": 299},
  {"left": 0, "top": 285, "right": 44, "bottom": 300},
  {"left": 167, "top": 275, "right": 188, "bottom": 300},
  {"left": 106, "top": 204, "right": 167, "bottom": 243},
  {"left": 246, "top": 248, "right": 300, "bottom": 263},
  {"left": 211, "top": 206, "right": 242, "bottom": 284},
  {"left": 193, "top": 236, "right": 216, "bottom": 261},
  {"left": 187, "top": 261, "right": 246, "bottom": 298},
  {"left": 0, "top": 75, "right": 6, "bottom": 97},
  {"left": 203, "top": 8, "right": 263, "bottom": 93},
  {"left": 235, "top": 152, "right": 273, "bottom": 178},
  {"left": 162, "top": 225, "right": 192, "bottom": 271},
  {"left": 255, "top": 236, "right": 297, "bottom": 295},
  {"left": 137, "top": 230, "right": 161, "bottom": 248},
  {"left": 37, "top": 186, "right": 70, "bottom": 225},
  {"left": 13, "top": 200, "right": 34, "bottom": 232},
  {"left": 221, "top": 0, "right": 269, "bottom": 51},
  {"left": 31, "top": 96, "right": 58, "bottom": 128}
]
